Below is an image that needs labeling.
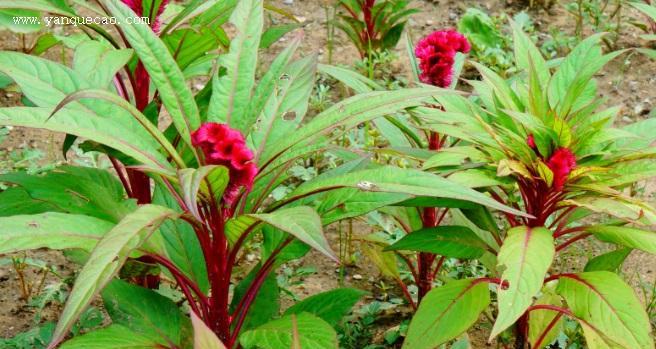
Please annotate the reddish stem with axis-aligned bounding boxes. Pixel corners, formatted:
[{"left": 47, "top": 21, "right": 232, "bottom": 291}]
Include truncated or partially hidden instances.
[
  {"left": 228, "top": 238, "right": 293, "bottom": 347},
  {"left": 556, "top": 233, "right": 592, "bottom": 252},
  {"left": 396, "top": 277, "right": 417, "bottom": 310}
]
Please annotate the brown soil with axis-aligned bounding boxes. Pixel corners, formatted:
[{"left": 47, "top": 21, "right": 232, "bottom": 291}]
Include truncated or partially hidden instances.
[{"left": 1, "top": 0, "right": 655, "bottom": 347}]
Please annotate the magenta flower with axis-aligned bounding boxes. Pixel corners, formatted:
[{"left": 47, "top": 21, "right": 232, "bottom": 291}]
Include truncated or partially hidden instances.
[
  {"left": 415, "top": 30, "right": 471, "bottom": 88},
  {"left": 547, "top": 148, "right": 576, "bottom": 190},
  {"left": 192, "top": 123, "right": 258, "bottom": 205},
  {"left": 121, "top": 0, "right": 169, "bottom": 33}
]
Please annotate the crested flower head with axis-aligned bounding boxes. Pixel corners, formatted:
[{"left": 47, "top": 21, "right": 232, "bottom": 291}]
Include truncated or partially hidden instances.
[
  {"left": 121, "top": 0, "right": 169, "bottom": 33},
  {"left": 415, "top": 30, "right": 471, "bottom": 88},
  {"left": 547, "top": 148, "right": 576, "bottom": 190},
  {"left": 192, "top": 123, "right": 258, "bottom": 205}
]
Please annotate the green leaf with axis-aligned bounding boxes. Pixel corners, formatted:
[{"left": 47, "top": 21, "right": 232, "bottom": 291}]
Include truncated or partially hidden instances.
[
  {"left": 528, "top": 291, "right": 563, "bottom": 348},
  {"left": 0, "top": 166, "right": 131, "bottom": 222},
  {"left": 0, "top": 0, "right": 75, "bottom": 16},
  {"left": 59, "top": 325, "right": 162, "bottom": 349},
  {"left": 152, "top": 183, "right": 209, "bottom": 293},
  {"left": 403, "top": 279, "right": 491, "bottom": 349},
  {"left": 556, "top": 272, "right": 654, "bottom": 349},
  {"left": 102, "top": 279, "right": 192, "bottom": 348},
  {"left": 361, "top": 243, "right": 399, "bottom": 279},
  {"left": 250, "top": 55, "right": 317, "bottom": 159},
  {"left": 491, "top": 226, "right": 554, "bottom": 339},
  {"left": 240, "top": 313, "right": 338, "bottom": 349},
  {"left": 284, "top": 288, "right": 368, "bottom": 327},
  {"left": 510, "top": 19, "right": 548, "bottom": 86},
  {"left": 0, "top": 9, "right": 41, "bottom": 32},
  {"left": 48, "top": 205, "right": 177, "bottom": 348},
  {"left": 286, "top": 166, "right": 529, "bottom": 218},
  {"left": 317, "top": 64, "right": 382, "bottom": 93},
  {"left": 178, "top": 165, "right": 230, "bottom": 219},
  {"left": 244, "top": 34, "right": 301, "bottom": 138},
  {"left": 260, "top": 23, "right": 301, "bottom": 49},
  {"left": 102, "top": 0, "right": 200, "bottom": 147},
  {"left": 261, "top": 88, "right": 449, "bottom": 164},
  {"left": 0, "top": 213, "right": 113, "bottom": 254},
  {"left": 585, "top": 225, "right": 656, "bottom": 255},
  {"left": 251, "top": 206, "right": 337, "bottom": 262},
  {"left": 208, "top": 0, "right": 263, "bottom": 132},
  {"left": 72, "top": 41, "right": 133, "bottom": 89},
  {"left": 0, "top": 107, "right": 172, "bottom": 171},
  {"left": 385, "top": 226, "right": 488, "bottom": 259},
  {"left": 191, "top": 311, "right": 227, "bottom": 349},
  {"left": 584, "top": 248, "right": 632, "bottom": 272},
  {"left": 230, "top": 269, "right": 279, "bottom": 333}
]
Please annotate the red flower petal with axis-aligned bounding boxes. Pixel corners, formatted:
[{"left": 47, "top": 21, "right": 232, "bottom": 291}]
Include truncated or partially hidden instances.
[{"left": 415, "top": 30, "right": 471, "bottom": 88}]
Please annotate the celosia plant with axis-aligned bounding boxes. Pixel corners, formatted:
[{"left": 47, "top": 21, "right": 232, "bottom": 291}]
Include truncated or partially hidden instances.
[
  {"left": 0, "top": 0, "right": 523, "bottom": 348},
  {"left": 398, "top": 24, "right": 656, "bottom": 349}
]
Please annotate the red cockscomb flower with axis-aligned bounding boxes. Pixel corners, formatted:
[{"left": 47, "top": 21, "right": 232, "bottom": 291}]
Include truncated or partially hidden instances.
[
  {"left": 121, "top": 0, "right": 169, "bottom": 33},
  {"left": 192, "top": 123, "right": 258, "bottom": 205},
  {"left": 415, "top": 30, "right": 471, "bottom": 88},
  {"left": 547, "top": 148, "right": 576, "bottom": 190}
]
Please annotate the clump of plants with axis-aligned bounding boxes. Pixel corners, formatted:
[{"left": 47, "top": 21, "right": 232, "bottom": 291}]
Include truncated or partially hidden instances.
[
  {"left": 399, "top": 23, "right": 656, "bottom": 348},
  {"left": 335, "top": 0, "right": 417, "bottom": 59},
  {"left": 0, "top": 0, "right": 530, "bottom": 348}
]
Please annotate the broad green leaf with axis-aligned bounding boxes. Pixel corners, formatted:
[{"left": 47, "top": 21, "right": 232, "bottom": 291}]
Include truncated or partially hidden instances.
[
  {"left": 317, "top": 64, "right": 382, "bottom": 93},
  {"left": 284, "top": 288, "right": 368, "bottom": 327},
  {"left": 0, "top": 0, "right": 75, "bottom": 16},
  {"left": 260, "top": 23, "right": 301, "bottom": 49},
  {"left": 152, "top": 183, "right": 209, "bottom": 293},
  {"left": 403, "top": 279, "right": 491, "bottom": 349},
  {"left": 286, "top": 166, "right": 529, "bottom": 218},
  {"left": 262, "top": 88, "right": 449, "bottom": 164},
  {"left": 178, "top": 166, "right": 229, "bottom": 219},
  {"left": 556, "top": 272, "right": 654, "bottom": 349},
  {"left": 585, "top": 225, "right": 656, "bottom": 255},
  {"left": 251, "top": 55, "right": 317, "bottom": 159},
  {"left": 361, "top": 243, "right": 399, "bottom": 279},
  {"left": 510, "top": 19, "right": 548, "bottom": 86},
  {"left": 491, "top": 226, "right": 554, "bottom": 339},
  {"left": 584, "top": 248, "right": 632, "bottom": 272},
  {"left": 0, "top": 9, "right": 41, "bottom": 32},
  {"left": 244, "top": 34, "right": 301, "bottom": 138},
  {"left": 251, "top": 206, "right": 337, "bottom": 262},
  {"left": 230, "top": 270, "right": 279, "bottom": 333},
  {"left": 0, "top": 166, "right": 131, "bottom": 222},
  {"left": 59, "top": 325, "right": 162, "bottom": 349},
  {"left": 528, "top": 291, "right": 563, "bottom": 348},
  {"left": 240, "top": 313, "right": 338, "bottom": 349},
  {"left": 191, "top": 312, "right": 227, "bottom": 349},
  {"left": 0, "top": 187, "right": 60, "bottom": 215},
  {"left": 49, "top": 205, "right": 177, "bottom": 348},
  {"left": 0, "top": 213, "right": 113, "bottom": 254},
  {"left": 208, "top": 0, "right": 263, "bottom": 132},
  {"left": 385, "top": 226, "right": 488, "bottom": 259},
  {"left": 162, "top": 0, "right": 223, "bottom": 34},
  {"left": 630, "top": 2, "right": 656, "bottom": 21},
  {"left": 72, "top": 41, "right": 133, "bottom": 89},
  {"left": 102, "top": 0, "right": 200, "bottom": 147},
  {"left": 102, "top": 279, "right": 192, "bottom": 348},
  {"left": 0, "top": 107, "right": 171, "bottom": 171}
]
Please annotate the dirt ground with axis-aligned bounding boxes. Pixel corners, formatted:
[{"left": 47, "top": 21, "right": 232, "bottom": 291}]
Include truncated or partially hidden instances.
[{"left": 1, "top": 0, "right": 655, "bottom": 346}]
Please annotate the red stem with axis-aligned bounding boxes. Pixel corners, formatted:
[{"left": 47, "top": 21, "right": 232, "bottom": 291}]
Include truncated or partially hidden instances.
[
  {"left": 228, "top": 238, "right": 293, "bottom": 347},
  {"left": 396, "top": 277, "right": 417, "bottom": 310},
  {"left": 556, "top": 233, "right": 592, "bottom": 252}
]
